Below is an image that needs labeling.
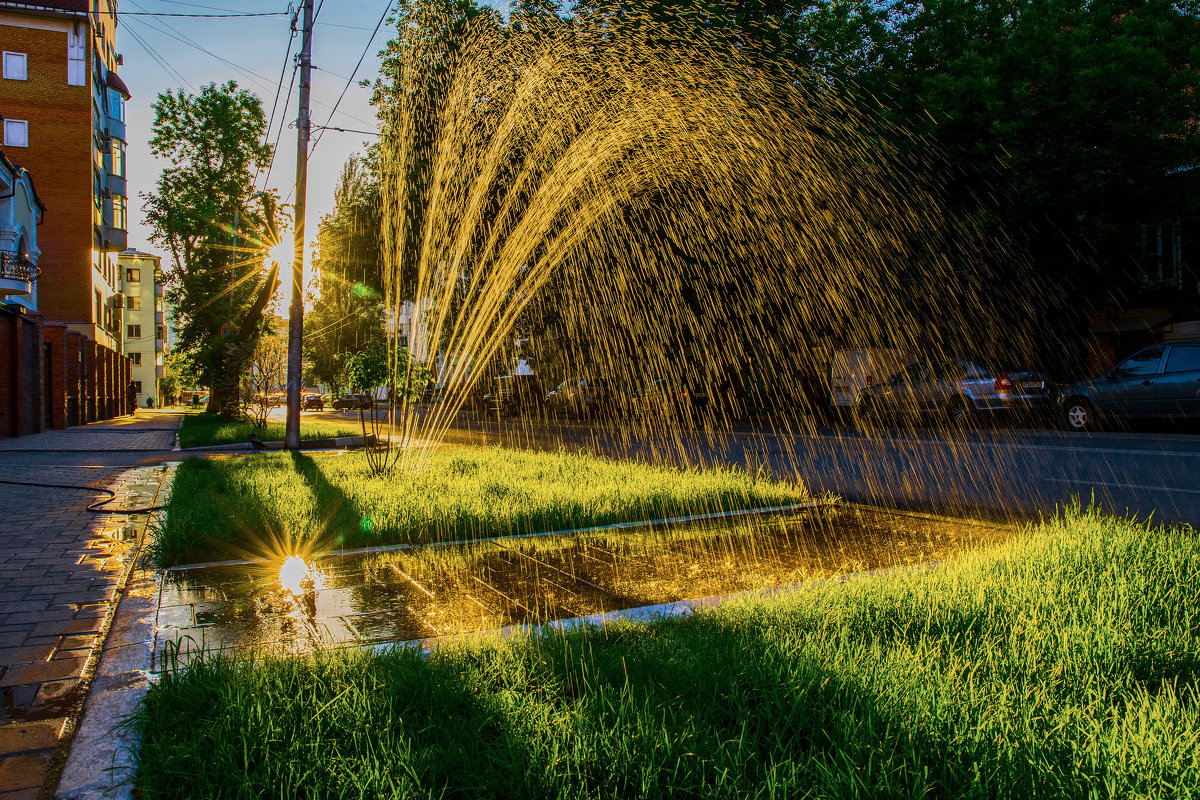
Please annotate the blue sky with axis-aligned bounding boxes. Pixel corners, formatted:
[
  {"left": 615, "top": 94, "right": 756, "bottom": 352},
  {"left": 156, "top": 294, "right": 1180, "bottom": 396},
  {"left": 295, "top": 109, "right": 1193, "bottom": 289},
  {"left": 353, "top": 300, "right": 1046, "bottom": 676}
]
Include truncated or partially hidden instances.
[{"left": 119, "top": 0, "right": 505, "bottom": 306}]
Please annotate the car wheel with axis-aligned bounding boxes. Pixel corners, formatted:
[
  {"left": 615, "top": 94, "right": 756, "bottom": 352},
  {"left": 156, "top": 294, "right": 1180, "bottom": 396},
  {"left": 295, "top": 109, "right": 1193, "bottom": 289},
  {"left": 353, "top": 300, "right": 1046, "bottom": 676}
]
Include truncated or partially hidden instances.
[
  {"left": 947, "top": 398, "right": 972, "bottom": 428},
  {"left": 1064, "top": 399, "right": 1093, "bottom": 432},
  {"left": 853, "top": 399, "right": 876, "bottom": 431}
]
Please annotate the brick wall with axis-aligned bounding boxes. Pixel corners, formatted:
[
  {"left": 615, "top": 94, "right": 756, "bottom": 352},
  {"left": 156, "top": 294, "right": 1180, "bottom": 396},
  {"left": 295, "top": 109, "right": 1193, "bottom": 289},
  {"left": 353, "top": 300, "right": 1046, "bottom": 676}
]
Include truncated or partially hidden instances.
[
  {"left": 0, "top": 306, "right": 44, "bottom": 438},
  {"left": 0, "top": 20, "right": 96, "bottom": 327},
  {"left": 14, "top": 320, "right": 131, "bottom": 437}
]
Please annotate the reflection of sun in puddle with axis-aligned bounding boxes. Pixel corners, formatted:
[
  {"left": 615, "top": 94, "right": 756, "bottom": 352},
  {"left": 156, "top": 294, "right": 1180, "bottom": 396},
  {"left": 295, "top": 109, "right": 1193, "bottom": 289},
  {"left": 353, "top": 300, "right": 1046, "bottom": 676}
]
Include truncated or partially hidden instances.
[{"left": 279, "top": 555, "right": 310, "bottom": 595}]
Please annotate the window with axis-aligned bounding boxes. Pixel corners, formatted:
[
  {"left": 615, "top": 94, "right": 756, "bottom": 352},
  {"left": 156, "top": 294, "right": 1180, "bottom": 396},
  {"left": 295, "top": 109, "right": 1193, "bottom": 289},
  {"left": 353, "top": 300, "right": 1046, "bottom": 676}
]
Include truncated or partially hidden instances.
[
  {"left": 107, "top": 88, "right": 125, "bottom": 122},
  {"left": 112, "top": 140, "right": 126, "bottom": 178},
  {"left": 126, "top": 268, "right": 140, "bottom": 283},
  {"left": 1164, "top": 345, "right": 1200, "bottom": 374},
  {"left": 67, "top": 26, "right": 84, "bottom": 86},
  {"left": 3, "top": 120, "right": 28, "bottom": 148},
  {"left": 130, "top": 352, "right": 142, "bottom": 366},
  {"left": 126, "top": 295, "right": 140, "bottom": 310},
  {"left": 1112, "top": 346, "right": 1166, "bottom": 379},
  {"left": 127, "top": 324, "right": 141, "bottom": 338},
  {"left": 112, "top": 196, "right": 127, "bottom": 230},
  {"left": 3, "top": 52, "right": 27, "bottom": 80},
  {"left": 95, "top": 290, "right": 102, "bottom": 323}
]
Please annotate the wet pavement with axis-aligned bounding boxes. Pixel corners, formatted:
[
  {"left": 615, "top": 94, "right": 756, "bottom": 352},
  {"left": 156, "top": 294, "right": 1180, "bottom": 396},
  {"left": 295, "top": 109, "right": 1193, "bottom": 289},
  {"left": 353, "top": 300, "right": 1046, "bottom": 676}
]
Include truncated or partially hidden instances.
[{"left": 155, "top": 506, "right": 1016, "bottom": 667}]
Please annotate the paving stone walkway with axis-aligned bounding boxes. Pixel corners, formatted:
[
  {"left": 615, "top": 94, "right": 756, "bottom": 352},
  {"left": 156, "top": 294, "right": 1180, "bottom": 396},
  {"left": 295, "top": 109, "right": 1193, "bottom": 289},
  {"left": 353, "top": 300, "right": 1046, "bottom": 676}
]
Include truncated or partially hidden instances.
[{"left": 0, "top": 414, "right": 179, "bottom": 799}]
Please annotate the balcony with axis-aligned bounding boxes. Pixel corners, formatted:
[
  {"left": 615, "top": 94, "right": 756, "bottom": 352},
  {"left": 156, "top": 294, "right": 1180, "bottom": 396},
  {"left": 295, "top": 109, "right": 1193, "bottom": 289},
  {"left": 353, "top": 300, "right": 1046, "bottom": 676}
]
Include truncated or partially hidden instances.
[
  {"left": 100, "top": 226, "right": 127, "bottom": 252},
  {"left": 156, "top": 365, "right": 165, "bottom": 378},
  {"left": 0, "top": 251, "right": 38, "bottom": 298},
  {"left": 155, "top": 338, "right": 164, "bottom": 352},
  {"left": 155, "top": 310, "right": 165, "bottom": 326}
]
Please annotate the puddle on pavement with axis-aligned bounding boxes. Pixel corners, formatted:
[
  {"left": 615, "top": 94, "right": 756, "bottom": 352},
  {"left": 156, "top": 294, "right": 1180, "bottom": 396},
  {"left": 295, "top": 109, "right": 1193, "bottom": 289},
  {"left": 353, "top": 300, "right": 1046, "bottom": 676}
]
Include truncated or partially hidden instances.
[{"left": 155, "top": 506, "right": 1017, "bottom": 668}]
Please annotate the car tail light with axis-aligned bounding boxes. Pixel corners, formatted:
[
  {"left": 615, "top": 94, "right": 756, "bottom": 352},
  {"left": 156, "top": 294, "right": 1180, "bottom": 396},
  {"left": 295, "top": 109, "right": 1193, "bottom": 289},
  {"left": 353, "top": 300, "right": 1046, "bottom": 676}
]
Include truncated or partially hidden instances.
[{"left": 995, "top": 374, "right": 1013, "bottom": 392}]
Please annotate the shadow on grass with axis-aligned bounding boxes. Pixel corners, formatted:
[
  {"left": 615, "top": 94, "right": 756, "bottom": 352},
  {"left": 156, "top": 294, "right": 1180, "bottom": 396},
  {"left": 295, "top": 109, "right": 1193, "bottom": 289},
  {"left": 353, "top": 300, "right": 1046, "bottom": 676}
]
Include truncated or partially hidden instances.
[{"left": 155, "top": 452, "right": 365, "bottom": 566}]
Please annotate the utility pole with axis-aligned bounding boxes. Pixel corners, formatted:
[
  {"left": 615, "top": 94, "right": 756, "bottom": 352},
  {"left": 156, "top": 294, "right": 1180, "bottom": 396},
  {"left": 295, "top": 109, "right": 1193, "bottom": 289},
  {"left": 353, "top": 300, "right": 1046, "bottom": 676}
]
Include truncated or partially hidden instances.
[{"left": 284, "top": 0, "right": 313, "bottom": 450}]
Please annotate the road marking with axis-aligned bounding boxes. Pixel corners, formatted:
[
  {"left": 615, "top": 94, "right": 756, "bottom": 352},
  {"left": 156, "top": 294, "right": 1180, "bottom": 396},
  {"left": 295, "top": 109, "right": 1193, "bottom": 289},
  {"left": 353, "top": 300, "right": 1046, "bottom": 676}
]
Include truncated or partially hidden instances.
[{"left": 1047, "top": 478, "right": 1200, "bottom": 495}]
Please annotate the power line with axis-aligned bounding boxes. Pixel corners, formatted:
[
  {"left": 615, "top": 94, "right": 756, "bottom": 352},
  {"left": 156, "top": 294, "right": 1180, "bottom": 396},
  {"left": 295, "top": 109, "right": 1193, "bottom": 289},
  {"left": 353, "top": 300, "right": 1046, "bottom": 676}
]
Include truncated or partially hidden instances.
[
  {"left": 152, "top": 0, "right": 254, "bottom": 10},
  {"left": 119, "top": 11, "right": 288, "bottom": 17},
  {"left": 261, "top": 65, "right": 299, "bottom": 190},
  {"left": 257, "top": 11, "right": 299, "bottom": 191},
  {"left": 122, "top": 12, "right": 277, "bottom": 91},
  {"left": 124, "top": 21, "right": 196, "bottom": 90},
  {"left": 312, "top": 125, "right": 379, "bottom": 136},
  {"left": 310, "top": 0, "right": 391, "bottom": 153}
]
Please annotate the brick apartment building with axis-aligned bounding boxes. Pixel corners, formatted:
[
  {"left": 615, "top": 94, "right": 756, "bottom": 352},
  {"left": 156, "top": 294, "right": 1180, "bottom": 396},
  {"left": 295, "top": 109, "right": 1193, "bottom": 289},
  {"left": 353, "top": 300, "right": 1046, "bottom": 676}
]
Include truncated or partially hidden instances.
[{"left": 0, "top": 0, "right": 132, "bottom": 436}]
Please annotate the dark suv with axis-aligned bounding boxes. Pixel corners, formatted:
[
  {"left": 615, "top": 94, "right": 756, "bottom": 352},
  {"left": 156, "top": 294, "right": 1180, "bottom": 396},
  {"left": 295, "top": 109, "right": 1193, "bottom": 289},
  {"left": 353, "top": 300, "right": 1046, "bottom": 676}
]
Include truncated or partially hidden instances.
[{"left": 1059, "top": 340, "right": 1200, "bottom": 431}]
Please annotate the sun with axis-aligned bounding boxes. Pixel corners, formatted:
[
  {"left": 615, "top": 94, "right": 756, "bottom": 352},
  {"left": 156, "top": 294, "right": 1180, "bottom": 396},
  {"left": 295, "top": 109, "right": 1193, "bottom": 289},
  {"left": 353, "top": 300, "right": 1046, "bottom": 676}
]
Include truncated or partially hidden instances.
[
  {"left": 269, "top": 239, "right": 294, "bottom": 269},
  {"left": 270, "top": 237, "right": 295, "bottom": 268}
]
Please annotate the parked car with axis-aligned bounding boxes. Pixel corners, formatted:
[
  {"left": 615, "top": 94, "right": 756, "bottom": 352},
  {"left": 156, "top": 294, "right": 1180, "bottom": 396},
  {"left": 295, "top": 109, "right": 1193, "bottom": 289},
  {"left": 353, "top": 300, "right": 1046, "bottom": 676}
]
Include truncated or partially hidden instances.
[
  {"left": 830, "top": 348, "right": 916, "bottom": 412},
  {"left": 484, "top": 374, "right": 544, "bottom": 417},
  {"left": 331, "top": 393, "right": 374, "bottom": 411},
  {"left": 545, "top": 377, "right": 615, "bottom": 420},
  {"left": 854, "top": 358, "right": 1052, "bottom": 428},
  {"left": 1059, "top": 340, "right": 1200, "bottom": 431},
  {"left": 630, "top": 378, "right": 710, "bottom": 420},
  {"left": 302, "top": 394, "right": 325, "bottom": 411}
]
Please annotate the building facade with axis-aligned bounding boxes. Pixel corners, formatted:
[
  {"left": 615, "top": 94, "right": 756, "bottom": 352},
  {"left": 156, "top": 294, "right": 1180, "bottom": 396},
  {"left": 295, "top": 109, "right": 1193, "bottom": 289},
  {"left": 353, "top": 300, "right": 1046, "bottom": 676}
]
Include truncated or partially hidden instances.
[
  {"left": 118, "top": 248, "right": 164, "bottom": 406},
  {"left": 0, "top": 146, "right": 44, "bottom": 437},
  {"left": 0, "top": 0, "right": 133, "bottom": 435},
  {"left": 0, "top": 0, "right": 129, "bottom": 350}
]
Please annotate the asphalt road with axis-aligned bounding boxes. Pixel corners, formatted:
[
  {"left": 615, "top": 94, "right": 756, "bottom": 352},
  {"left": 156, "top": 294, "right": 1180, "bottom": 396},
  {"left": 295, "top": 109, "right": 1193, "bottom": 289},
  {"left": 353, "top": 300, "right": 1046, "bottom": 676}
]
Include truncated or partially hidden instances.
[{"left": 287, "top": 406, "right": 1200, "bottom": 526}]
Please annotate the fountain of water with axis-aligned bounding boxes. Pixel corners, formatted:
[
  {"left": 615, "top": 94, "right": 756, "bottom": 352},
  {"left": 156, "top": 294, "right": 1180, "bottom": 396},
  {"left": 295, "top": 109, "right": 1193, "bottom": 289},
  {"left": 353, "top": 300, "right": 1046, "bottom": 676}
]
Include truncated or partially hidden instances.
[{"left": 362, "top": 6, "right": 1037, "bottom": 474}]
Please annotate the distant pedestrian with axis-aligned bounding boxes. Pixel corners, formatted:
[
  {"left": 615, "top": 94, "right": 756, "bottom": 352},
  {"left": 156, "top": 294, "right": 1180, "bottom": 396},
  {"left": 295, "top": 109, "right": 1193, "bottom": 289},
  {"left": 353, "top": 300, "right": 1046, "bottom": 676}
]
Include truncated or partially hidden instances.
[
  {"left": 146, "top": 396, "right": 155, "bottom": 409},
  {"left": 127, "top": 381, "right": 137, "bottom": 414}
]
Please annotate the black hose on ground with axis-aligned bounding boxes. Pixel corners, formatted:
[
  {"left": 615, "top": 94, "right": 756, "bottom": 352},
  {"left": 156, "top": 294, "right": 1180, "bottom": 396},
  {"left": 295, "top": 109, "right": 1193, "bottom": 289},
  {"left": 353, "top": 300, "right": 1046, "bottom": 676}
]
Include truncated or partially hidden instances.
[{"left": 0, "top": 479, "right": 165, "bottom": 514}]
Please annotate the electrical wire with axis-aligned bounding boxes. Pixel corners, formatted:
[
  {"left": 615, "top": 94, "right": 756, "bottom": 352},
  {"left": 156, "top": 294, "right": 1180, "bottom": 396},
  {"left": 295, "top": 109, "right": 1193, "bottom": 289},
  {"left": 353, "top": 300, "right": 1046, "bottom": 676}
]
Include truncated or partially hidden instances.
[
  {"left": 257, "top": 8, "right": 299, "bottom": 191},
  {"left": 119, "top": 11, "right": 288, "bottom": 16},
  {"left": 124, "top": 21, "right": 196, "bottom": 90},
  {"left": 309, "top": 0, "right": 391, "bottom": 153}
]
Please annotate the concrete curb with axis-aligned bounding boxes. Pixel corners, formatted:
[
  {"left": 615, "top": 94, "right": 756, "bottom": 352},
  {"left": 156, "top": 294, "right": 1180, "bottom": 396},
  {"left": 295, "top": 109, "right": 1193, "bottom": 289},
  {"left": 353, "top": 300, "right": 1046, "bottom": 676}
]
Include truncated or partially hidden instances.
[{"left": 55, "top": 463, "right": 178, "bottom": 800}]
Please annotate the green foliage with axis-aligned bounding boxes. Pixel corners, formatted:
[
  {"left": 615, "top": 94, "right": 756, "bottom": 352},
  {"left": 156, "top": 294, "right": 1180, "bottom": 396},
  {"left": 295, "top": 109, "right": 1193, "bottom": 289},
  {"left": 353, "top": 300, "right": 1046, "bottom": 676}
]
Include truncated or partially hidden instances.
[
  {"left": 344, "top": 338, "right": 390, "bottom": 395},
  {"left": 154, "top": 446, "right": 807, "bottom": 566},
  {"left": 136, "top": 510, "right": 1200, "bottom": 798},
  {"left": 144, "top": 81, "right": 282, "bottom": 416},
  {"left": 305, "top": 154, "right": 387, "bottom": 395},
  {"left": 874, "top": 0, "right": 1200, "bottom": 307}
]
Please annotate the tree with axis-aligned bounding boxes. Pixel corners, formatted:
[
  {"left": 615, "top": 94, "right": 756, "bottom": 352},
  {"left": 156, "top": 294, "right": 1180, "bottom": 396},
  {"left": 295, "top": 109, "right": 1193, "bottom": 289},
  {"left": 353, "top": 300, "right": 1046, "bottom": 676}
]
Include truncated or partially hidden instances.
[
  {"left": 241, "top": 333, "right": 288, "bottom": 429},
  {"left": 305, "top": 153, "right": 387, "bottom": 396},
  {"left": 143, "top": 81, "right": 281, "bottom": 417},
  {"left": 868, "top": 0, "right": 1200, "bottom": 366}
]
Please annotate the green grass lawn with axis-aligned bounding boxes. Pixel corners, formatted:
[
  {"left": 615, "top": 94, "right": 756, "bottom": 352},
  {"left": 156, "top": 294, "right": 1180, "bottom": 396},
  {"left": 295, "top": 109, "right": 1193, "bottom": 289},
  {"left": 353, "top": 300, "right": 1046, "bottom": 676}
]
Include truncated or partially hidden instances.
[
  {"left": 176, "top": 413, "right": 362, "bottom": 449},
  {"left": 155, "top": 446, "right": 809, "bottom": 567},
  {"left": 134, "top": 509, "right": 1200, "bottom": 798}
]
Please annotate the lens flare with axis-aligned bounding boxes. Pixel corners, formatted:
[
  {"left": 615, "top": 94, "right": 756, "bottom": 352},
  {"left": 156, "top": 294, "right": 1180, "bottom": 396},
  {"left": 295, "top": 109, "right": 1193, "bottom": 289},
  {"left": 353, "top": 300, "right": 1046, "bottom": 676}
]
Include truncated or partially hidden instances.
[{"left": 279, "top": 555, "right": 309, "bottom": 595}]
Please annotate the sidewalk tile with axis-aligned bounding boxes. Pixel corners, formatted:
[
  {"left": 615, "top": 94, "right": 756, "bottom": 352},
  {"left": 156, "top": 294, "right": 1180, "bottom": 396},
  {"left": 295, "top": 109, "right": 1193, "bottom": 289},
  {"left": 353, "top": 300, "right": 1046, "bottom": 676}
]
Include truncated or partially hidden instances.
[
  {"left": 0, "top": 753, "right": 51, "bottom": 791},
  {"left": 0, "top": 721, "right": 59, "bottom": 755}
]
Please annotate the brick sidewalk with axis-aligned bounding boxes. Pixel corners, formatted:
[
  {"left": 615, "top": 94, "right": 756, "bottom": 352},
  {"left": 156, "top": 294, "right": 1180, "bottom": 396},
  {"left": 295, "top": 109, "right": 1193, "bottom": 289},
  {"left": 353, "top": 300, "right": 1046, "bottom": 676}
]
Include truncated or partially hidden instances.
[{"left": 0, "top": 414, "right": 179, "bottom": 798}]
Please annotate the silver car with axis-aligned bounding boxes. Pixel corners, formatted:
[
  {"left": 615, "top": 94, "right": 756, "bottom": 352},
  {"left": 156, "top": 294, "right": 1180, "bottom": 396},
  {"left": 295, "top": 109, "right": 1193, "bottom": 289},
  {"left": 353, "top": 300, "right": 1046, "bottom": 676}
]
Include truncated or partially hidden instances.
[
  {"left": 1059, "top": 340, "right": 1200, "bottom": 431},
  {"left": 855, "top": 359, "right": 1051, "bottom": 428}
]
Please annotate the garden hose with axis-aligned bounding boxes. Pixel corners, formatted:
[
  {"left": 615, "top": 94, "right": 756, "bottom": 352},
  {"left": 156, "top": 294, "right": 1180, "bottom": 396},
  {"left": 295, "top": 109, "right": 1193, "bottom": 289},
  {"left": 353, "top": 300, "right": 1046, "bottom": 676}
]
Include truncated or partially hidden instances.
[{"left": 0, "top": 479, "right": 165, "bottom": 514}]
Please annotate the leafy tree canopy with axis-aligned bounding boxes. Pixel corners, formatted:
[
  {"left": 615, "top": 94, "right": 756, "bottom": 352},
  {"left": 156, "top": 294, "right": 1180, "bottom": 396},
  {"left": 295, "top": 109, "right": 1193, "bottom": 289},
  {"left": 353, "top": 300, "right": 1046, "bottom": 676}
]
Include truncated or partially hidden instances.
[{"left": 143, "top": 81, "right": 283, "bottom": 416}]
